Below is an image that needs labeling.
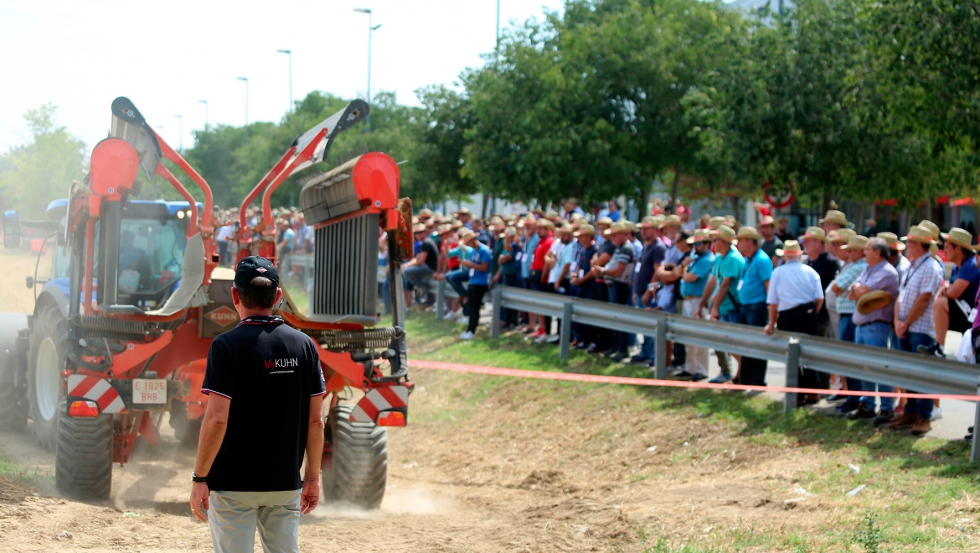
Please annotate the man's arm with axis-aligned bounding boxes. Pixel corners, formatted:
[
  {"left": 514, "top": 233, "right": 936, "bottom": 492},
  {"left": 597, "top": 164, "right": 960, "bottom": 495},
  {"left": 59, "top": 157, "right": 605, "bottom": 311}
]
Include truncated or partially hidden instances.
[
  {"left": 946, "top": 278, "right": 971, "bottom": 300},
  {"left": 711, "top": 277, "right": 732, "bottom": 318},
  {"left": 189, "top": 394, "right": 231, "bottom": 522},
  {"left": 765, "top": 303, "right": 778, "bottom": 334},
  {"left": 698, "top": 275, "right": 717, "bottom": 312},
  {"left": 301, "top": 394, "right": 325, "bottom": 515}
]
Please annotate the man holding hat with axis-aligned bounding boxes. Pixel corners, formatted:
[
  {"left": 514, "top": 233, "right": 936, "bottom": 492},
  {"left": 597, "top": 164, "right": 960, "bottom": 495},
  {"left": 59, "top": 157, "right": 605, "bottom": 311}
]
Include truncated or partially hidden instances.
[
  {"left": 886, "top": 226, "right": 945, "bottom": 432},
  {"left": 829, "top": 235, "right": 869, "bottom": 413},
  {"left": 191, "top": 257, "right": 326, "bottom": 552},
  {"left": 735, "top": 226, "right": 773, "bottom": 386},
  {"left": 927, "top": 227, "right": 979, "bottom": 358},
  {"left": 845, "top": 237, "right": 900, "bottom": 420}
]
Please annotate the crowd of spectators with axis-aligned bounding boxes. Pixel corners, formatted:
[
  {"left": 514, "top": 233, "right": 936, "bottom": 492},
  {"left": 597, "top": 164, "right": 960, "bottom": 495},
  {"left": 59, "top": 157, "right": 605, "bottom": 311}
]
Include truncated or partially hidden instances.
[
  {"left": 402, "top": 200, "right": 980, "bottom": 441},
  {"left": 211, "top": 205, "right": 315, "bottom": 276}
]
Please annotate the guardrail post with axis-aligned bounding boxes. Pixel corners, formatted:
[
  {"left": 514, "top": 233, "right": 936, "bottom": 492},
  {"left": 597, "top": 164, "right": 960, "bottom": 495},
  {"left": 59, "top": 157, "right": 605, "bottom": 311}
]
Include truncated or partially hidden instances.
[
  {"left": 784, "top": 338, "right": 801, "bottom": 414},
  {"left": 436, "top": 279, "right": 446, "bottom": 319},
  {"left": 559, "top": 301, "right": 573, "bottom": 359},
  {"left": 654, "top": 318, "right": 668, "bottom": 380},
  {"left": 972, "top": 378, "right": 980, "bottom": 463},
  {"left": 491, "top": 286, "right": 503, "bottom": 340}
]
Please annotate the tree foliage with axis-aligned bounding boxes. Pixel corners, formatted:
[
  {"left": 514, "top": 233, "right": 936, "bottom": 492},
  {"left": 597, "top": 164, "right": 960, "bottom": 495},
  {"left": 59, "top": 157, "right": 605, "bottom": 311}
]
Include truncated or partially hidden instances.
[{"left": 0, "top": 104, "right": 86, "bottom": 217}]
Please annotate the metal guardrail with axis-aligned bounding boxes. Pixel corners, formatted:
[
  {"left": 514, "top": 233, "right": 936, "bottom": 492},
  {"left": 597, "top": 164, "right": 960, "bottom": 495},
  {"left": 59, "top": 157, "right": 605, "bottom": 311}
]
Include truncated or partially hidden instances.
[{"left": 489, "top": 285, "right": 980, "bottom": 462}]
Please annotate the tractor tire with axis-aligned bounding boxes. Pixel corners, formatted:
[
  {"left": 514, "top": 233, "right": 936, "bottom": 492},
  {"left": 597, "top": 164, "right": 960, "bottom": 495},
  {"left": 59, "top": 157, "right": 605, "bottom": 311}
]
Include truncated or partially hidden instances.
[
  {"left": 27, "top": 304, "right": 67, "bottom": 450},
  {"left": 168, "top": 400, "right": 202, "bottom": 447},
  {"left": 322, "top": 404, "right": 388, "bottom": 510},
  {"left": 55, "top": 397, "right": 113, "bottom": 501}
]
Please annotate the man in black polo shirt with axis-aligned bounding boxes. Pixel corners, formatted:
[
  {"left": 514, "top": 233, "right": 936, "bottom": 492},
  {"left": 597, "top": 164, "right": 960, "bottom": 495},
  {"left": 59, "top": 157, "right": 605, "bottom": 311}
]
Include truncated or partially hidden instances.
[{"left": 189, "top": 256, "right": 326, "bottom": 553}]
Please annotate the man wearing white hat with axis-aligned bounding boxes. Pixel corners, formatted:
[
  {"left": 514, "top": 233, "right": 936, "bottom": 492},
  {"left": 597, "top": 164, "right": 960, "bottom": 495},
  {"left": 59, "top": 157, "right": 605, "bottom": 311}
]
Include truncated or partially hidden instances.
[{"left": 765, "top": 240, "right": 825, "bottom": 405}]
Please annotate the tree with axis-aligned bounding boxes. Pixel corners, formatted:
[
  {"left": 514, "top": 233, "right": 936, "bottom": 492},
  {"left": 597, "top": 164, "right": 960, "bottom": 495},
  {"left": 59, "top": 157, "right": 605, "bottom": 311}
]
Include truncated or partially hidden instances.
[{"left": 0, "top": 104, "right": 86, "bottom": 217}]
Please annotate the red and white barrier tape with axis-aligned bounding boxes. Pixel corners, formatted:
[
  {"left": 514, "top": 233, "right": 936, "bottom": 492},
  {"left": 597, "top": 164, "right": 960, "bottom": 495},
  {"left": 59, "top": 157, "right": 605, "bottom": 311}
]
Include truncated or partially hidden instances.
[{"left": 409, "top": 360, "right": 980, "bottom": 401}]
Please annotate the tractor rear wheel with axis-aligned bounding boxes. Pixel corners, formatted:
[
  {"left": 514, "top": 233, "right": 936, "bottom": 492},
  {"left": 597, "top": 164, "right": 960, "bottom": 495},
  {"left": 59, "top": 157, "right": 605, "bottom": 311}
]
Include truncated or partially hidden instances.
[
  {"left": 27, "top": 304, "right": 67, "bottom": 450},
  {"left": 55, "top": 398, "right": 113, "bottom": 501},
  {"left": 322, "top": 404, "right": 388, "bottom": 509},
  {"left": 168, "top": 400, "right": 202, "bottom": 447}
]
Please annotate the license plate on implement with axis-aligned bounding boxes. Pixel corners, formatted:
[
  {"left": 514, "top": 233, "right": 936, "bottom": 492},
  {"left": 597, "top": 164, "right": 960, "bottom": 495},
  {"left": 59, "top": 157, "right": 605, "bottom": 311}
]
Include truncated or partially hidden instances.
[{"left": 133, "top": 379, "right": 167, "bottom": 404}]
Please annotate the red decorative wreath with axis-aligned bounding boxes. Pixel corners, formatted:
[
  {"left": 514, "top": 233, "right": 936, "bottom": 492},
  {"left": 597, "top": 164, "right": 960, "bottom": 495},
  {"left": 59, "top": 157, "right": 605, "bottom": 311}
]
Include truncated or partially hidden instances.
[{"left": 764, "top": 181, "right": 796, "bottom": 209}]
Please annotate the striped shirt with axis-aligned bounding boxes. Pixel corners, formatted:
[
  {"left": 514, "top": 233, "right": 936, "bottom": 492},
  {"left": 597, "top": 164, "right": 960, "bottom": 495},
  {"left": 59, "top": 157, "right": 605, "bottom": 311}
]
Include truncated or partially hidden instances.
[
  {"left": 833, "top": 259, "right": 868, "bottom": 315},
  {"left": 897, "top": 254, "right": 944, "bottom": 337}
]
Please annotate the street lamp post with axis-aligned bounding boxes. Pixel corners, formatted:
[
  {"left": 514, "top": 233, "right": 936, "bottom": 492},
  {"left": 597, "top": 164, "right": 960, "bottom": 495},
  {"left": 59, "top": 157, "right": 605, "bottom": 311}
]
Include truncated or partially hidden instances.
[
  {"left": 174, "top": 114, "right": 183, "bottom": 151},
  {"left": 354, "top": 8, "right": 381, "bottom": 132},
  {"left": 277, "top": 49, "right": 292, "bottom": 113},
  {"left": 236, "top": 77, "right": 249, "bottom": 144},
  {"left": 198, "top": 100, "right": 208, "bottom": 129}
]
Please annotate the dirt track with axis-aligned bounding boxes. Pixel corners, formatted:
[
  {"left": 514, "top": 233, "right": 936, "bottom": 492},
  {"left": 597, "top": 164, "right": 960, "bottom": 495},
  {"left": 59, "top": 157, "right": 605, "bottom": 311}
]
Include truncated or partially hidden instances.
[{"left": 0, "top": 246, "right": 971, "bottom": 551}]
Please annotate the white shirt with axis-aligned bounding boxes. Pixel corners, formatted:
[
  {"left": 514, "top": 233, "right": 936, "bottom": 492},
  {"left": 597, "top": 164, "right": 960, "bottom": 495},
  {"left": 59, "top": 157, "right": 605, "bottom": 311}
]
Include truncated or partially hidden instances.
[
  {"left": 215, "top": 225, "right": 235, "bottom": 242},
  {"left": 767, "top": 259, "right": 824, "bottom": 311},
  {"left": 547, "top": 240, "right": 565, "bottom": 283}
]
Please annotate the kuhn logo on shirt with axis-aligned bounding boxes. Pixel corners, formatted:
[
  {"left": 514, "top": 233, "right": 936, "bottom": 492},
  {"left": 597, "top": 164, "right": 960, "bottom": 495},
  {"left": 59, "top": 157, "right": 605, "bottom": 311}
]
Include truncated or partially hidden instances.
[{"left": 264, "top": 358, "right": 299, "bottom": 370}]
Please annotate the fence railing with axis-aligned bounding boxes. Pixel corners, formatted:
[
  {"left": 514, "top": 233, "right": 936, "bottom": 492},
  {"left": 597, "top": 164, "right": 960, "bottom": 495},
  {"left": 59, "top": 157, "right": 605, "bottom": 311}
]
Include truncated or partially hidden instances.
[{"left": 484, "top": 285, "right": 980, "bottom": 462}]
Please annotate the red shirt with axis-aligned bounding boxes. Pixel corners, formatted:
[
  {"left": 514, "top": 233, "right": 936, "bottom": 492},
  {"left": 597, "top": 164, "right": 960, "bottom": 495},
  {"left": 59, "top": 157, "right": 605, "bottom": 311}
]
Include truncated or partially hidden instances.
[{"left": 531, "top": 234, "right": 554, "bottom": 271}]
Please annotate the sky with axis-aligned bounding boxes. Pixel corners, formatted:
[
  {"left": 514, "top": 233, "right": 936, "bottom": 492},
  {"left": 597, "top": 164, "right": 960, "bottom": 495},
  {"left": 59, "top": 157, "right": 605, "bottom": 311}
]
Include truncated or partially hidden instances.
[{"left": 0, "top": 0, "right": 564, "bottom": 155}]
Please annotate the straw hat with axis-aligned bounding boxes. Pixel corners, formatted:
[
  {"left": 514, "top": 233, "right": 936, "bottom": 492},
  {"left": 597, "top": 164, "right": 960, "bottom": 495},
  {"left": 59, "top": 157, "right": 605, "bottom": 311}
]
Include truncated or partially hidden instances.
[
  {"left": 597, "top": 217, "right": 614, "bottom": 227},
  {"left": 686, "top": 229, "right": 711, "bottom": 244},
  {"left": 574, "top": 224, "right": 596, "bottom": 237},
  {"left": 419, "top": 208, "right": 433, "bottom": 219},
  {"left": 451, "top": 220, "right": 464, "bottom": 230},
  {"left": 820, "top": 210, "right": 848, "bottom": 227},
  {"left": 759, "top": 215, "right": 776, "bottom": 227},
  {"left": 700, "top": 213, "right": 712, "bottom": 222},
  {"left": 799, "top": 226, "right": 827, "bottom": 242},
  {"left": 737, "top": 226, "right": 761, "bottom": 241},
  {"left": 941, "top": 227, "right": 975, "bottom": 251},
  {"left": 499, "top": 226, "right": 517, "bottom": 239},
  {"left": 918, "top": 220, "right": 940, "bottom": 240},
  {"left": 708, "top": 216, "right": 727, "bottom": 230},
  {"left": 857, "top": 290, "right": 895, "bottom": 315},
  {"left": 638, "top": 216, "right": 660, "bottom": 229},
  {"left": 840, "top": 235, "right": 869, "bottom": 250},
  {"left": 536, "top": 218, "right": 555, "bottom": 230},
  {"left": 876, "top": 232, "right": 906, "bottom": 252},
  {"left": 662, "top": 214, "right": 681, "bottom": 227},
  {"left": 412, "top": 223, "right": 426, "bottom": 233},
  {"left": 777, "top": 240, "right": 803, "bottom": 256},
  {"left": 623, "top": 220, "right": 638, "bottom": 233},
  {"left": 603, "top": 221, "right": 629, "bottom": 236},
  {"left": 901, "top": 225, "right": 938, "bottom": 245},
  {"left": 437, "top": 224, "right": 454, "bottom": 235},
  {"left": 711, "top": 225, "right": 738, "bottom": 245},
  {"left": 457, "top": 207, "right": 471, "bottom": 215},
  {"left": 829, "top": 228, "right": 856, "bottom": 244}
]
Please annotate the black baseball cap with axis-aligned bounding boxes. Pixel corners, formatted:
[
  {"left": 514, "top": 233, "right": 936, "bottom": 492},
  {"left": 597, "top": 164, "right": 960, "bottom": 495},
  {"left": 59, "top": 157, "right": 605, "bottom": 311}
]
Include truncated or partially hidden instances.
[{"left": 234, "top": 256, "right": 280, "bottom": 290}]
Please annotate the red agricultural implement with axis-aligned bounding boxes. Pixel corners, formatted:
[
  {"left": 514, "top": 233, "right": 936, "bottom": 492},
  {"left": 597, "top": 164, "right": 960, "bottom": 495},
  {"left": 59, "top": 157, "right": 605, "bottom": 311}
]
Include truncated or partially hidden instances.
[
  {"left": 236, "top": 100, "right": 414, "bottom": 508},
  {"left": 0, "top": 97, "right": 231, "bottom": 500}
]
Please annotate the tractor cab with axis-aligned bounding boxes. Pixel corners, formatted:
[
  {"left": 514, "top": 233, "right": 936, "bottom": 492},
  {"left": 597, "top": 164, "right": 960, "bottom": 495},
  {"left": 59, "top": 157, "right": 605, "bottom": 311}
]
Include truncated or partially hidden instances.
[{"left": 11, "top": 198, "right": 202, "bottom": 314}]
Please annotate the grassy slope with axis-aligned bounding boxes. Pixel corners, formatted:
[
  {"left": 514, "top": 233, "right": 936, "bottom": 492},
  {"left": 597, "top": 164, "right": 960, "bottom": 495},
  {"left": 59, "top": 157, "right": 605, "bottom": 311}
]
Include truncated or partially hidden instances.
[{"left": 403, "top": 311, "right": 980, "bottom": 552}]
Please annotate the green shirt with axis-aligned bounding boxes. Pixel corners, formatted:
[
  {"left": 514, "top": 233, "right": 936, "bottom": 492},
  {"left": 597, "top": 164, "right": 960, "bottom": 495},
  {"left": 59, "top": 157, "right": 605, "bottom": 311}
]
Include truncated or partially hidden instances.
[{"left": 711, "top": 248, "right": 745, "bottom": 315}]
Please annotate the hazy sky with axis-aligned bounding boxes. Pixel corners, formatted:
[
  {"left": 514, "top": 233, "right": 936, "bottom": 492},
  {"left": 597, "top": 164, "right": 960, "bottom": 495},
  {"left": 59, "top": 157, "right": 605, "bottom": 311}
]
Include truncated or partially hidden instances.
[{"left": 0, "top": 0, "right": 564, "bottom": 155}]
